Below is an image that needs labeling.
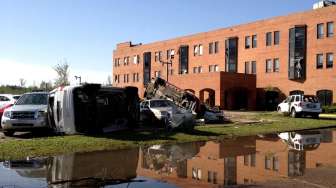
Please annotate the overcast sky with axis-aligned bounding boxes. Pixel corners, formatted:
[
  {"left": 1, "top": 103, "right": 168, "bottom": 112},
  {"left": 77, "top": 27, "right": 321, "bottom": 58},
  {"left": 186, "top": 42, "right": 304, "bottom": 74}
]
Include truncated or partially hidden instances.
[{"left": 0, "top": 0, "right": 318, "bottom": 86}]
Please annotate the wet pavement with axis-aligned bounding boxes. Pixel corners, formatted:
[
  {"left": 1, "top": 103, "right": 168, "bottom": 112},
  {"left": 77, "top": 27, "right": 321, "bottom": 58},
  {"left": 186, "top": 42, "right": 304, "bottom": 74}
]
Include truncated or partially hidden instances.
[{"left": 1, "top": 129, "right": 336, "bottom": 187}]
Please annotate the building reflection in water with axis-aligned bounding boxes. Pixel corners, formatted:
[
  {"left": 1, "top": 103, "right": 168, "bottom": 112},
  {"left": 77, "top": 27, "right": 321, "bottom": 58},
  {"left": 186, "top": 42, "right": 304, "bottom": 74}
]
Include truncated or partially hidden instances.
[{"left": 3, "top": 129, "right": 336, "bottom": 187}]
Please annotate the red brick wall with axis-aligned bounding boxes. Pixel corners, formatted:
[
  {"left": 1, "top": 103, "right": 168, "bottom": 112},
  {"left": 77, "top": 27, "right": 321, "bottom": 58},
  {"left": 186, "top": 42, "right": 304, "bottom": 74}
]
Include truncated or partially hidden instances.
[{"left": 113, "top": 6, "right": 336, "bottom": 105}]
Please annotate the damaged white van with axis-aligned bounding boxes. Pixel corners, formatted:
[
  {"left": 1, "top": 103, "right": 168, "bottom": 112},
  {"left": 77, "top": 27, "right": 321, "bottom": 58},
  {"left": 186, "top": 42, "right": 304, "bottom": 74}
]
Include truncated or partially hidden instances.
[{"left": 48, "top": 84, "right": 140, "bottom": 135}]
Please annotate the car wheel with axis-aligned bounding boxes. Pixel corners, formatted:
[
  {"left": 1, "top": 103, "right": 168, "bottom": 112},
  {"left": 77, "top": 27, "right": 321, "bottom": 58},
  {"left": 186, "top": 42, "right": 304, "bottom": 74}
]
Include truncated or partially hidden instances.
[
  {"left": 291, "top": 108, "right": 297, "bottom": 118},
  {"left": 277, "top": 107, "right": 282, "bottom": 113},
  {"left": 3, "top": 131, "right": 14, "bottom": 137}
]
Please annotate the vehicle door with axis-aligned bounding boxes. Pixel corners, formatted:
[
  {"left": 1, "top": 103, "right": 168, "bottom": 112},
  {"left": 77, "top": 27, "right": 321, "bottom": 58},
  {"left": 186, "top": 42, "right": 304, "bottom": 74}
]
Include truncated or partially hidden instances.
[{"left": 280, "top": 96, "right": 291, "bottom": 112}]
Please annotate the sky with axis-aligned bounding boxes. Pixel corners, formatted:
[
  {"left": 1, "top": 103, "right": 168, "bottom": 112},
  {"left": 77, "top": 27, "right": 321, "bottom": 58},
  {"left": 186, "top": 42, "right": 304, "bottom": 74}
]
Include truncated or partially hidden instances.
[{"left": 0, "top": 0, "right": 318, "bottom": 86}]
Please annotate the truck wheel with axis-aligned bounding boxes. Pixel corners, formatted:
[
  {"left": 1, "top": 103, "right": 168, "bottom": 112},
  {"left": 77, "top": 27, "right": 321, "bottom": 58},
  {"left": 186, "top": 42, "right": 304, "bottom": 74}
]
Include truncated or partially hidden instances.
[
  {"left": 291, "top": 108, "right": 297, "bottom": 118},
  {"left": 312, "top": 113, "right": 319, "bottom": 119},
  {"left": 3, "top": 131, "right": 14, "bottom": 137}
]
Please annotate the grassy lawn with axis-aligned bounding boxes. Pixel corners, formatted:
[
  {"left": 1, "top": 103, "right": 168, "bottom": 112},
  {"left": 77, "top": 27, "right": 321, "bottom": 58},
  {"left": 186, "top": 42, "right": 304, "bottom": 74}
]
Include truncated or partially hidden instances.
[{"left": 0, "top": 112, "right": 335, "bottom": 160}]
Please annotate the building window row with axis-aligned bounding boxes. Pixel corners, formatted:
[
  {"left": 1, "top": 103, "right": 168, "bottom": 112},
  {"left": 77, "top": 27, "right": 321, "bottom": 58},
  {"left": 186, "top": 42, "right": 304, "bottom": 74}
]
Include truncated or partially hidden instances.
[
  {"left": 316, "top": 53, "right": 333, "bottom": 69},
  {"left": 193, "top": 66, "right": 202, "bottom": 73},
  {"left": 266, "top": 31, "right": 280, "bottom": 46},
  {"left": 317, "top": 22, "right": 334, "bottom": 39},
  {"left": 209, "top": 41, "right": 219, "bottom": 54},
  {"left": 245, "top": 61, "right": 257, "bottom": 74},
  {"left": 245, "top": 35, "right": 257, "bottom": 49},
  {"left": 194, "top": 44, "right": 203, "bottom": 56},
  {"left": 209, "top": 65, "right": 219, "bottom": 72},
  {"left": 115, "top": 55, "right": 140, "bottom": 67},
  {"left": 266, "top": 58, "right": 280, "bottom": 73}
]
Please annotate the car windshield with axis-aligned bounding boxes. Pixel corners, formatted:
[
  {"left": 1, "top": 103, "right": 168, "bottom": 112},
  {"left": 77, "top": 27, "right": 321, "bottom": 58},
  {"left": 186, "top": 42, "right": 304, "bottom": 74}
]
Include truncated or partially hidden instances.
[
  {"left": 150, "top": 100, "right": 172, "bottom": 108},
  {"left": 303, "top": 95, "right": 318, "bottom": 103},
  {"left": 15, "top": 93, "right": 48, "bottom": 105}
]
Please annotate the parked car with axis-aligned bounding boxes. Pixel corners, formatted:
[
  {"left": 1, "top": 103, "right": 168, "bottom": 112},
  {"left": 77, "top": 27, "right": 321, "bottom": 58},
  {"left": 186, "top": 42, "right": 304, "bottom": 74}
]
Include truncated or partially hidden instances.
[
  {"left": 140, "top": 99, "right": 195, "bottom": 130},
  {"left": 0, "top": 94, "right": 19, "bottom": 122},
  {"left": 277, "top": 95, "right": 322, "bottom": 118},
  {"left": 1, "top": 92, "right": 49, "bottom": 136},
  {"left": 48, "top": 84, "right": 140, "bottom": 135}
]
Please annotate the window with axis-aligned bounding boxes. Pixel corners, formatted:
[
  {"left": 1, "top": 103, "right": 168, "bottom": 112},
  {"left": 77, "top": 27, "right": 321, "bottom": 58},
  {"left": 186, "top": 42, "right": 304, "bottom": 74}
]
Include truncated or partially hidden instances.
[
  {"left": 208, "top": 171, "right": 213, "bottom": 182},
  {"left": 123, "top": 74, "right": 129, "bottom": 83},
  {"left": 274, "top": 31, "right": 280, "bottom": 45},
  {"left": 215, "top": 65, "right": 219, "bottom": 72},
  {"left": 327, "top": 22, "right": 334, "bottom": 37},
  {"left": 251, "top": 153, "right": 256, "bottom": 167},
  {"left": 209, "top": 41, "right": 219, "bottom": 54},
  {"left": 244, "top": 155, "right": 249, "bottom": 166},
  {"left": 317, "top": 90, "right": 333, "bottom": 106},
  {"left": 209, "top": 65, "right": 218, "bottom": 72},
  {"left": 209, "top": 42, "right": 214, "bottom": 54},
  {"left": 317, "top": 23, "right": 324, "bottom": 39},
  {"left": 251, "top": 61, "right": 256, "bottom": 74},
  {"left": 266, "top": 32, "right": 272, "bottom": 46},
  {"left": 245, "top": 61, "right": 250, "bottom": 74},
  {"left": 133, "top": 55, "right": 140, "bottom": 64},
  {"left": 326, "top": 53, "right": 333, "bottom": 68},
  {"left": 154, "top": 71, "right": 161, "bottom": 78},
  {"left": 194, "top": 44, "right": 203, "bottom": 56},
  {"left": 132, "top": 73, "right": 139, "bottom": 82},
  {"left": 167, "top": 49, "right": 175, "bottom": 59},
  {"left": 273, "top": 58, "right": 280, "bottom": 72},
  {"left": 193, "top": 66, "right": 202, "bottom": 73},
  {"left": 245, "top": 36, "right": 251, "bottom": 49},
  {"left": 123, "top": 57, "right": 129, "bottom": 66},
  {"left": 214, "top": 41, "right": 219, "bottom": 53},
  {"left": 252, "top": 35, "right": 257, "bottom": 48},
  {"left": 273, "top": 156, "right": 279, "bottom": 171},
  {"left": 154, "top": 51, "right": 162, "bottom": 62},
  {"left": 266, "top": 59, "right": 273, "bottom": 72},
  {"left": 316, "top": 54, "right": 323, "bottom": 69},
  {"left": 265, "top": 156, "right": 271, "bottom": 170},
  {"left": 213, "top": 172, "right": 217, "bottom": 184}
]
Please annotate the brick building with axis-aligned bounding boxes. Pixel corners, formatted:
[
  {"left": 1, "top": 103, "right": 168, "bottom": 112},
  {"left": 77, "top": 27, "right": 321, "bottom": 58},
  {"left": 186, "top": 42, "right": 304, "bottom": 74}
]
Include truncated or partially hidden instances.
[{"left": 112, "top": 4, "right": 335, "bottom": 110}]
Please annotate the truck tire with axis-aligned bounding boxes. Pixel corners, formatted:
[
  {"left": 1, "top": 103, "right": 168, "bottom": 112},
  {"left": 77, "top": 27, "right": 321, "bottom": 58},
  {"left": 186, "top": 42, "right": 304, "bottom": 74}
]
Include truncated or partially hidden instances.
[
  {"left": 3, "top": 131, "right": 14, "bottom": 137},
  {"left": 291, "top": 108, "right": 297, "bottom": 118}
]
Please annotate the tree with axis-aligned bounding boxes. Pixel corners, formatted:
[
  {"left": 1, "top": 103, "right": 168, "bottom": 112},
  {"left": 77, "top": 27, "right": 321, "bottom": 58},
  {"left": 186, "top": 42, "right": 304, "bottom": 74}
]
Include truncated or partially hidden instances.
[
  {"left": 19, "top": 78, "right": 26, "bottom": 88},
  {"left": 40, "top": 80, "right": 53, "bottom": 91},
  {"left": 54, "top": 60, "right": 70, "bottom": 87},
  {"left": 106, "top": 75, "right": 112, "bottom": 86}
]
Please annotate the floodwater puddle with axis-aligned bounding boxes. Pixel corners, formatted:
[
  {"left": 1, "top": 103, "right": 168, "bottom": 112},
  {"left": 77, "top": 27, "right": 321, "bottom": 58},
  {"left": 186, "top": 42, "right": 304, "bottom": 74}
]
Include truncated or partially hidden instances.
[{"left": 1, "top": 129, "right": 336, "bottom": 187}]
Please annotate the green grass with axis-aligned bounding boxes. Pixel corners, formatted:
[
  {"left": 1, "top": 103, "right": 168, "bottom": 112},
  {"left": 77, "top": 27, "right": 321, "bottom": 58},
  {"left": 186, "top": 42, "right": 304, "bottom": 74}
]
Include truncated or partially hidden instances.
[{"left": 0, "top": 112, "right": 335, "bottom": 160}]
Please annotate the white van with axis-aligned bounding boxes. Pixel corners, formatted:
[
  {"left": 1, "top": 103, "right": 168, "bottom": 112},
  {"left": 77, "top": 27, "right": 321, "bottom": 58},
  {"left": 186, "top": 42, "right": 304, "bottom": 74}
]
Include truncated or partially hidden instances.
[{"left": 48, "top": 84, "right": 139, "bottom": 135}]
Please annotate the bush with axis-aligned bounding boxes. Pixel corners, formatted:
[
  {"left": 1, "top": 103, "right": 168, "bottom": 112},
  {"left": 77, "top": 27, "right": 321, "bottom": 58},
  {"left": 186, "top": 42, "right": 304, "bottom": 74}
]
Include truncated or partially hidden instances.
[{"left": 322, "top": 104, "right": 336, "bottom": 114}]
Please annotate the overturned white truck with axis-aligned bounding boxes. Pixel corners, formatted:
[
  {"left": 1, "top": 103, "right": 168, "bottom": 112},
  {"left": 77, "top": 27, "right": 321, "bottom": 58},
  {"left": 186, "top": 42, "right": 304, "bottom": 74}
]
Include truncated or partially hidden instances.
[
  {"left": 48, "top": 84, "right": 140, "bottom": 134},
  {"left": 144, "top": 77, "right": 224, "bottom": 123}
]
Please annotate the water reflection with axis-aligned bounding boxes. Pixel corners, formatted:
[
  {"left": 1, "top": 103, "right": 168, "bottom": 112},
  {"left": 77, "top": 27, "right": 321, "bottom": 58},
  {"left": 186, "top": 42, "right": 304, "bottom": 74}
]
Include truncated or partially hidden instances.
[{"left": 1, "top": 129, "right": 336, "bottom": 187}]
